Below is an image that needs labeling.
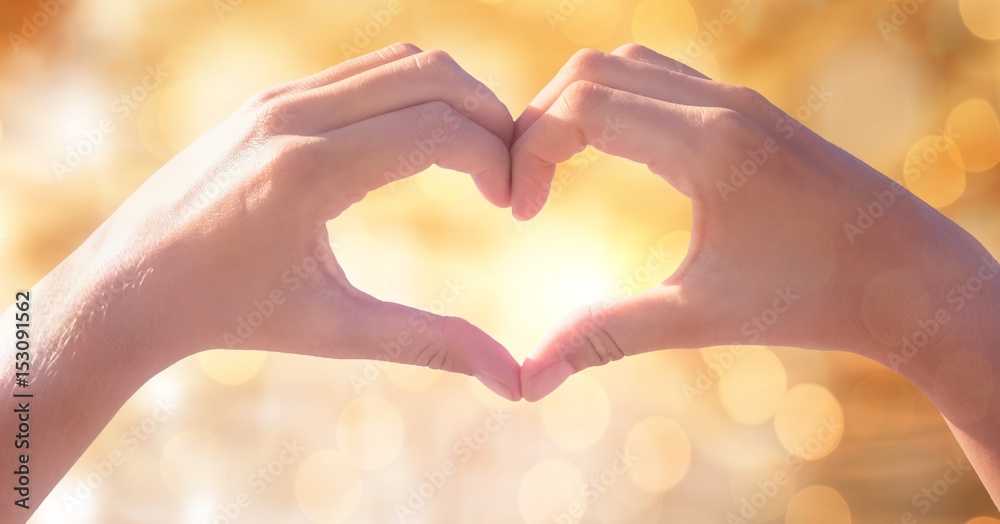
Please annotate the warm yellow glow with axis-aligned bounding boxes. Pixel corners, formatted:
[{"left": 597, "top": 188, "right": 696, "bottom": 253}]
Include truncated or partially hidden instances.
[
  {"left": 960, "top": 0, "right": 1000, "bottom": 40},
  {"left": 903, "top": 135, "right": 966, "bottom": 209},
  {"left": 774, "top": 384, "right": 844, "bottom": 461},
  {"left": 718, "top": 347, "right": 787, "bottom": 425},
  {"left": 385, "top": 362, "right": 444, "bottom": 392},
  {"left": 625, "top": 416, "right": 692, "bottom": 492},
  {"left": 540, "top": 373, "right": 611, "bottom": 451},
  {"left": 336, "top": 395, "right": 405, "bottom": 470},
  {"left": 519, "top": 459, "right": 587, "bottom": 524},
  {"left": 947, "top": 99, "right": 1000, "bottom": 173},
  {"left": 846, "top": 372, "right": 914, "bottom": 446},
  {"left": 631, "top": 0, "right": 698, "bottom": 57},
  {"left": 556, "top": 0, "right": 622, "bottom": 47},
  {"left": 160, "top": 430, "right": 228, "bottom": 501},
  {"left": 196, "top": 349, "right": 267, "bottom": 385},
  {"left": 786, "top": 485, "right": 852, "bottom": 524},
  {"left": 729, "top": 448, "right": 798, "bottom": 522},
  {"left": 417, "top": 166, "right": 478, "bottom": 203},
  {"left": 294, "top": 450, "right": 363, "bottom": 524}
]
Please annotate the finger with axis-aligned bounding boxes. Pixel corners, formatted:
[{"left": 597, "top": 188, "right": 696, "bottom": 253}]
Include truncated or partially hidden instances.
[
  {"left": 256, "top": 43, "right": 424, "bottom": 102},
  {"left": 520, "top": 286, "right": 715, "bottom": 402},
  {"left": 511, "top": 82, "right": 742, "bottom": 220},
  {"left": 286, "top": 50, "right": 514, "bottom": 146},
  {"left": 313, "top": 100, "right": 511, "bottom": 210},
  {"left": 611, "top": 43, "right": 711, "bottom": 80},
  {"left": 514, "top": 48, "right": 725, "bottom": 141},
  {"left": 340, "top": 296, "right": 522, "bottom": 401}
]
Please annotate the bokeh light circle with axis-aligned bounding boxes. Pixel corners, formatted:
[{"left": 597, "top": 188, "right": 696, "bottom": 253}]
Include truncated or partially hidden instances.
[
  {"left": 774, "top": 384, "right": 844, "bottom": 461},
  {"left": 785, "top": 485, "right": 851, "bottom": 524},
  {"left": 625, "top": 416, "right": 692, "bottom": 492},
  {"left": 718, "top": 347, "right": 787, "bottom": 425},
  {"left": 946, "top": 99, "right": 1000, "bottom": 173},
  {"left": 540, "top": 373, "right": 611, "bottom": 451},
  {"left": 160, "top": 429, "right": 229, "bottom": 501},
  {"left": 846, "top": 372, "right": 914, "bottom": 446},
  {"left": 196, "top": 349, "right": 267, "bottom": 385},
  {"left": 960, "top": 0, "right": 1000, "bottom": 40},
  {"left": 730, "top": 448, "right": 798, "bottom": 522},
  {"left": 556, "top": 0, "right": 621, "bottom": 47},
  {"left": 336, "top": 395, "right": 405, "bottom": 470},
  {"left": 518, "top": 459, "right": 587, "bottom": 524},
  {"left": 903, "top": 135, "right": 966, "bottom": 209},
  {"left": 294, "top": 450, "right": 362, "bottom": 524},
  {"left": 631, "top": 0, "right": 698, "bottom": 56}
]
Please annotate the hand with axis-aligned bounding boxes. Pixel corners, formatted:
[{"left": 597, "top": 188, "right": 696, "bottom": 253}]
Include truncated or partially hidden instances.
[
  {"left": 2, "top": 45, "right": 525, "bottom": 519},
  {"left": 118, "top": 43, "right": 523, "bottom": 399},
  {"left": 511, "top": 44, "right": 999, "bottom": 502}
]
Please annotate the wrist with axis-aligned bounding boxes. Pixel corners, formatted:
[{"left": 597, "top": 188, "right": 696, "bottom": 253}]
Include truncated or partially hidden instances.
[{"left": 875, "top": 254, "right": 1000, "bottom": 397}]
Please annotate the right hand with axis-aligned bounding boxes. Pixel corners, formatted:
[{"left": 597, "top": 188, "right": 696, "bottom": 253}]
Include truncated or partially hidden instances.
[{"left": 511, "top": 44, "right": 998, "bottom": 405}]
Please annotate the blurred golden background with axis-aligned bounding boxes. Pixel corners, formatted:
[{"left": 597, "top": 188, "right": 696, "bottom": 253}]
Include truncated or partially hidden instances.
[{"left": 2, "top": 0, "right": 1000, "bottom": 522}]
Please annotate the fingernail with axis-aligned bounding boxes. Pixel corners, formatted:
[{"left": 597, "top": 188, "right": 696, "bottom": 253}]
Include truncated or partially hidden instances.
[
  {"left": 476, "top": 374, "right": 515, "bottom": 402},
  {"left": 525, "top": 360, "right": 574, "bottom": 402}
]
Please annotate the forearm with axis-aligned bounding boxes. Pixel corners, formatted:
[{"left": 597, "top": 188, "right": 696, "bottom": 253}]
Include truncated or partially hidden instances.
[
  {"left": 0, "top": 244, "right": 178, "bottom": 520},
  {"left": 919, "top": 282, "right": 1000, "bottom": 506},
  {"left": 876, "top": 252, "right": 1000, "bottom": 505}
]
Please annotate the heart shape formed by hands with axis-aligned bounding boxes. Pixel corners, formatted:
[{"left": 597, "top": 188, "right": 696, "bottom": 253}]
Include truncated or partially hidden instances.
[{"left": 166, "top": 42, "right": 964, "bottom": 410}]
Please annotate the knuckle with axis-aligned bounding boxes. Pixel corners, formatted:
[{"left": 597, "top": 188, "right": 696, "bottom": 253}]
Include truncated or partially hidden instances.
[
  {"left": 565, "top": 48, "right": 605, "bottom": 79},
  {"left": 560, "top": 80, "right": 603, "bottom": 117},
  {"left": 252, "top": 101, "right": 297, "bottom": 136},
  {"left": 562, "top": 305, "right": 625, "bottom": 369},
  {"left": 701, "top": 107, "right": 755, "bottom": 141},
  {"left": 246, "top": 85, "right": 287, "bottom": 108},
  {"left": 414, "top": 49, "right": 460, "bottom": 80},
  {"left": 385, "top": 41, "right": 422, "bottom": 58},
  {"left": 574, "top": 305, "right": 626, "bottom": 368},
  {"left": 414, "top": 316, "right": 468, "bottom": 371},
  {"left": 726, "top": 85, "right": 772, "bottom": 116},
  {"left": 613, "top": 43, "right": 648, "bottom": 60}
]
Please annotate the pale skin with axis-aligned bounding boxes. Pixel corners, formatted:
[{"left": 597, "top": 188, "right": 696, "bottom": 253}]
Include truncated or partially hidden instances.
[{"left": 1, "top": 44, "right": 998, "bottom": 519}]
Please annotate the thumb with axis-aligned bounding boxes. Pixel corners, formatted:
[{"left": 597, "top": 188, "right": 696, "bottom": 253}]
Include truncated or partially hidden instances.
[
  {"left": 339, "top": 297, "right": 522, "bottom": 401},
  {"left": 520, "top": 285, "right": 714, "bottom": 402}
]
